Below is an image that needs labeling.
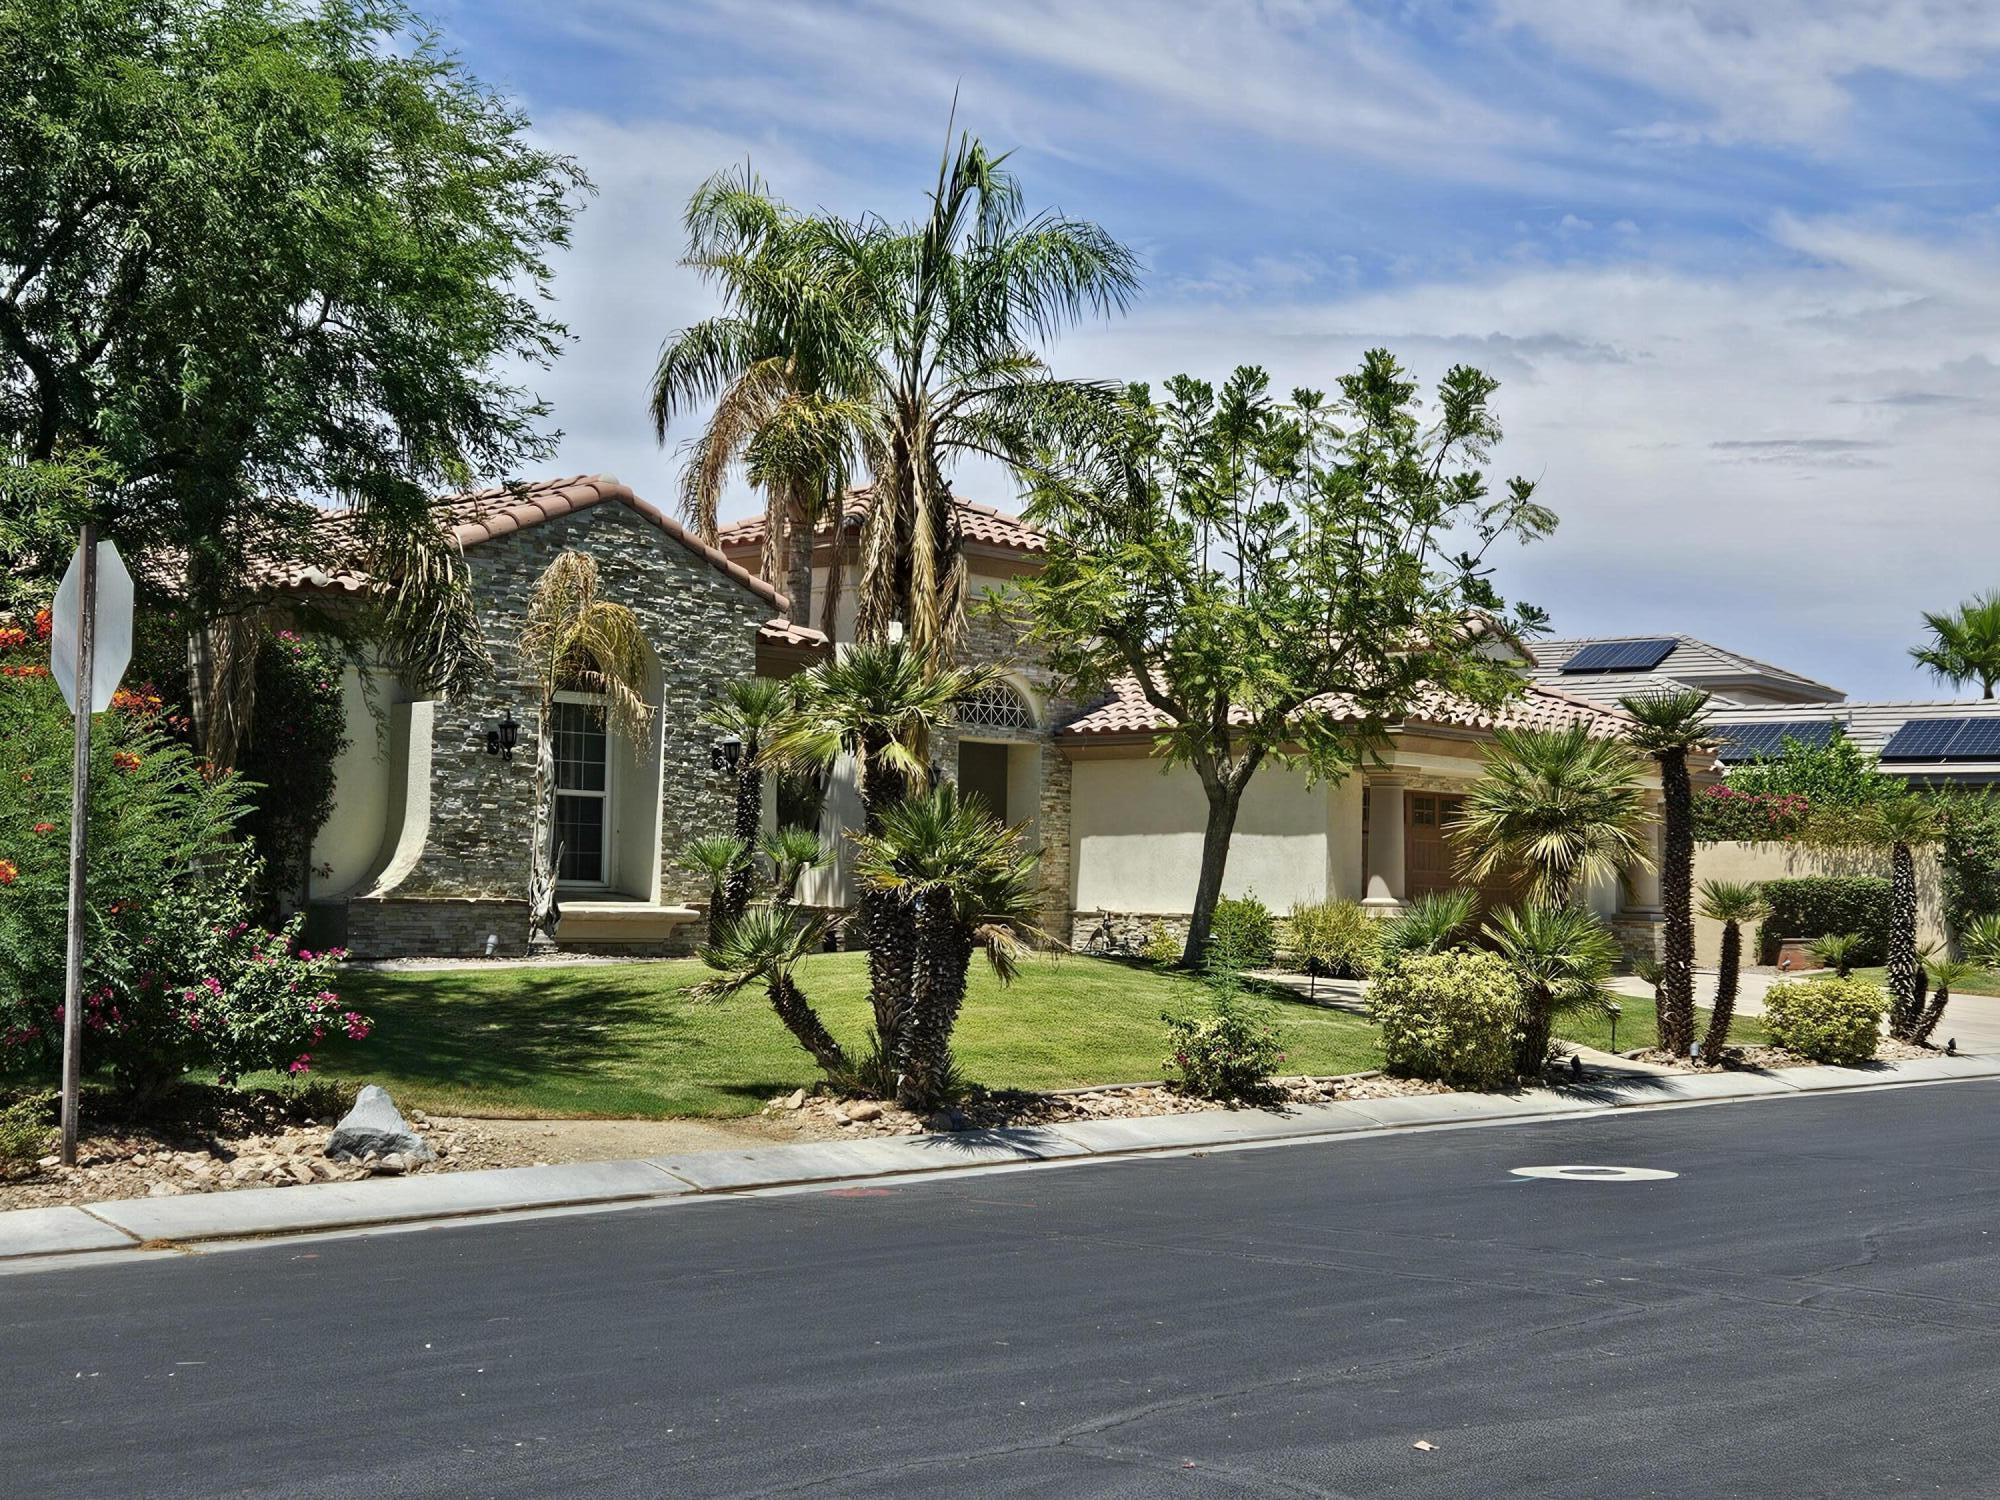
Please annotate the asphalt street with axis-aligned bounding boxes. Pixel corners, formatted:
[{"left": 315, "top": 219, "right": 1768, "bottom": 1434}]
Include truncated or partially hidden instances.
[{"left": 7, "top": 1081, "right": 2000, "bottom": 1498}]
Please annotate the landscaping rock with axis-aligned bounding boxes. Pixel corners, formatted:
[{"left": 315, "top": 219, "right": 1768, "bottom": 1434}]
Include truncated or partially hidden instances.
[{"left": 325, "top": 1086, "right": 434, "bottom": 1164}]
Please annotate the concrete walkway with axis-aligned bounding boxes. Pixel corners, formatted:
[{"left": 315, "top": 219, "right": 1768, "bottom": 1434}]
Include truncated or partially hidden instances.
[{"left": 5, "top": 1051, "right": 1998, "bottom": 1270}]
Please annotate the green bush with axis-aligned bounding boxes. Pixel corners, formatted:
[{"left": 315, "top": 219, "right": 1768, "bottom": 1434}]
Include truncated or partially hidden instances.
[
  {"left": 1287, "top": 898, "right": 1377, "bottom": 979},
  {"left": 1209, "top": 893, "right": 1276, "bottom": 969},
  {"left": 1938, "top": 790, "right": 2000, "bottom": 939},
  {"left": 1763, "top": 976, "right": 1887, "bottom": 1064},
  {"left": 1162, "top": 995, "right": 1284, "bottom": 1100},
  {"left": 1368, "top": 948, "right": 1525, "bottom": 1091},
  {"left": 1757, "top": 876, "right": 1891, "bottom": 965},
  {"left": 0, "top": 1091, "right": 51, "bottom": 1176},
  {"left": 1140, "top": 924, "right": 1182, "bottom": 967}
]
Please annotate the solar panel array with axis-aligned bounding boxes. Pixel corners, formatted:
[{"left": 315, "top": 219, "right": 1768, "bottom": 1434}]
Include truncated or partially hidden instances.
[
  {"left": 1713, "top": 720, "right": 1841, "bottom": 763},
  {"left": 1881, "top": 716, "right": 2000, "bottom": 761},
  {"left": 1559, "top": 638, "right": 1678, "bottom": 674}
]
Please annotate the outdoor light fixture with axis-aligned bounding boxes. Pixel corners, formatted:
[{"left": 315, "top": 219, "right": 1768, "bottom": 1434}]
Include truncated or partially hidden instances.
[
  {"left": 711, "top": 735, "right": 744, "bottom": 773},
  {"left": 486, "top": 708, "right": 520, "bottom": 761}
]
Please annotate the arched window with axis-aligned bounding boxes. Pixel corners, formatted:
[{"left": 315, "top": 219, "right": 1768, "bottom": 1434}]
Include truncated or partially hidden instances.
[{"left": 955, "top": 680, "right": 1034, "bottom": 732}]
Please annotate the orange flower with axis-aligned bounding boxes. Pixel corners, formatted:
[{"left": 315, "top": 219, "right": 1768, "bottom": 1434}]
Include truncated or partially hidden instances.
[
  {"left": 0, "top": 860, "right": 16, "bottom": 887},
  {"left": 112, "top": 750, "right": 141, "bottom": 773},
  {"left": 0, "top": 626, "right": 26, "bottom": 650},
  {"left": 33, "top": 608, "right": 51, "bottom": 641},
  {"left": 31, "top": 822, "right": 54, "bottom": 836}
]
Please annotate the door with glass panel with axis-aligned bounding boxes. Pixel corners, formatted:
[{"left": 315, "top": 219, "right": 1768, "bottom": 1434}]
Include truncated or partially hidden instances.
[{"left": 551, "top": 696, "right": 611, "bottom": 887}]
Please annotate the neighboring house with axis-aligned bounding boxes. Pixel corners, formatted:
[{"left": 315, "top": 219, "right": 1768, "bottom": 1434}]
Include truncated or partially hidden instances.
[{"left": 1523, "top": 634, "right": 1845, "bottom": 710}]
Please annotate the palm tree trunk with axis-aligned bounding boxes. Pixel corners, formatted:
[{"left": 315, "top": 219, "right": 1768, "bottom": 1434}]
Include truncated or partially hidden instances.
[
  {"left": 1701, "top": 918, "right": 1741, "bottom": 1057},
  {"left": 765, "top": 973, "right": 849, "bottom": 1074},
  {"left": 1887, "top": 842, "right": 1921, "bottom": 1039},
  {"left": 1517, "top": 990, "right": 1554, "bottom": 1076},
  {"left": 785, "top": 481, "right": 814, "bottom": 627},
  {"left": 720, "top": 755, "right": 761, "bottom": 925},
  {"left": 1656, "top": 748, "right": 1696, "bottom": 1056},
  {"left": 857, "top": 734, "right": 915, "bottom": 1075},
  {"left": 898, "top": 892, "right": 973, "bottom": 1112},
  {"left": 1914, "top": 977, "right": 1950, "bottom": 1045},
  {"left": 1183, "top": 778, "right": 1245, "bottom": 967}
]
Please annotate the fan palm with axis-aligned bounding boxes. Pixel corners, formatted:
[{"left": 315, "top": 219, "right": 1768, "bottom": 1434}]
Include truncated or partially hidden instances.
[
  {"left": 1697, "top": 879, "right": 1767, "bottom": 1057},
  {"left": 1808, "top": 931, "right": 1862, "bottom": 978},
  {"left": 1374, "top": 889, "right": 1478, "bottom": 965},
  {"left": 1620, "top": 688, "right": 1716, "bottom": 1056},
  {"left": 694, "top": 905, "right": 848, "bottom": 1075},
  {"left": 517, "top": 551, "right": 653, "bottom": 940},
  {"left": 684, "top": 834, "right": 748, "bottom": 918},
  {"left": 760, "top": 825, "right": 831, "bottom": 904},
  {"left": 703, "top": 677, "right": 794, "bottom": 924},
  {"left": 1455, "top": 724, "right": 1652, "bottom": 908},
  {"left": 852, "top": 782, "right": 1042, "bottom": 1110},
  {"left": 1485, "top": 902, "right": 1621, "bottom": 1076},
  {"left": 1814, "top": 792, "right": 1943, "bottom": 1039},
  {"left": 1911, "top": 591, "right": 2000, "bottom": 699},
  {"left": 1962, "top": 913, "right": 2000, "bottom": 969},
  {"left": 1914, "top": 956, "right": 1974, "bottom": 1046}
]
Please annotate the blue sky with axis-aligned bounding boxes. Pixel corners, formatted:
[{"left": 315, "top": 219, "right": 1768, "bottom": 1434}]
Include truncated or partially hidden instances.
[{"left": 435, "top": 1, "right": 2000, "bottom": 699}]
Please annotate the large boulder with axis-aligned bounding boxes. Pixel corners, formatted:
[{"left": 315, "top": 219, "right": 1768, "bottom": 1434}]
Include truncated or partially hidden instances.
[{"left": 325, "top": 1085, "right": 434, "bottom": 1164}]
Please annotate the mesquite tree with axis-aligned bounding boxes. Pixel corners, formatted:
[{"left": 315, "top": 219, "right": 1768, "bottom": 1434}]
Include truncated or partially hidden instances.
[{"left": 1018, "top": 358, "right": 1554, "bottom": 964}]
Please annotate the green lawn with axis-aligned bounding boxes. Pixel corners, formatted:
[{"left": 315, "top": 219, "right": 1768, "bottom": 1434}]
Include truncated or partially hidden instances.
[
  {"left": 263, "top": 954, "right": 1388, "bottom": 1119},
  {"left": 1560, "top": 1000, "right": 1768, "bottom": 1055},
  {"left": 1851, "top": 964, "right": 2000, "bottom": 997},
  {"left": 243, "top": 955, "right": 1757, "bottom": 1120}
]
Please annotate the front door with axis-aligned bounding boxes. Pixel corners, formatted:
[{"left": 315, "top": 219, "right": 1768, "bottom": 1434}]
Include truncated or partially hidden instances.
[{"left": 1406, "top": 792, "right": 1525, "bottom": 912}]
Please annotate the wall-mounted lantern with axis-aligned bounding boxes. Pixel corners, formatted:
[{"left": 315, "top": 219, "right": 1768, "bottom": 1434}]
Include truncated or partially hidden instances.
[
  {"left": 710, "top": 735, "right": 744, "bottom": 773},
  {"left": 486, "top": 708, "right": 520, "bottom": 761}
]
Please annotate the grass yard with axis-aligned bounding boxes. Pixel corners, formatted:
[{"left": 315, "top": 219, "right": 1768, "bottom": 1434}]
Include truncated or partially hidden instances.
[
  {"left": 241, "top": 955, "right": 1764, "bottom": 1120},
  {"left": 1850, "top": 964, "right": 2000, "bottom": 997},
  {"left": 1559, "top": 1000, "right": 1768, "bottom": 1055}
]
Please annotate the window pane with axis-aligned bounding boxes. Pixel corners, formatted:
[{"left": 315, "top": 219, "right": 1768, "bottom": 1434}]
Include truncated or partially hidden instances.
[
  {"left": 553, "top": 701, "right": 607, "bottom": 792},
  {"left": 555, "top": 794, "right": 605, "bottom": 883}
]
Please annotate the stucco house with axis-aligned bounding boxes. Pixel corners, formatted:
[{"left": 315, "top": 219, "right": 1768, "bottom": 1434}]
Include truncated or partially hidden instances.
[{"left": 300, "top": 474, "right": 1686, "bottom": 960}]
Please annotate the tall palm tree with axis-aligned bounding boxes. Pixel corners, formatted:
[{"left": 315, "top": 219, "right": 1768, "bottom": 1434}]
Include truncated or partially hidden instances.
[
  {"left": 1455, "top": 724, "right": 1652, "bottom": 907},
  {"left": 1912, "top": 591, "right": 2000, "bottom": 698},
  {"left": 695, "top": 905, "right": 849, "bottom": 1076},
  {"left": 517, "top": 551, "right": 652, "bottom": 941},
  {"left": 1620, "top": 688, "right": 1716, "bottom": 1056},
  {"left": 1698, "top": 879, "right": 1767, "bottom": 1057},
  {"left": 652, "top": 132, "right": 1138, "bottom": 666},
  {"left": 1485, "top": 902, "right": 1621, "bottom": 1076},
  {"left": 703, "top": 677, "right": 793, "bottom": 925},
  {"left": 763, "top": 641, "right": 1000, "bottom": 1051},
  {"left": 1810, "top": 791, "right": 1941, "bottom": 1040},
  {"left": 852, "top": 782, "right": 1040, "bottom": 1110}
]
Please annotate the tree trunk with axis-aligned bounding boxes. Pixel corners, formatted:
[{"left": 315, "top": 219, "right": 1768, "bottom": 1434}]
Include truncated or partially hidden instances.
[
  {"left": 1182, "top": 778, "right": 1245, "bottom": 967},
  {"left": 897, "top": 892, "right": 973, "bottom": 1112},
  {"left": 1701, "top": 918, "right": 1741, "bottom": 1057},
  {"left": 1914, "top": 978, "right": 1950, "bottom": 1045},
  {"left": 1517, "top": 990, "right": 1554, "bottom": 1077},
  {"left": 786, "top": 483, "right": 814, "bottom": 627},
  {"left": 720, "top": 751, "right": 762, "bottom": 926},
  {"left": 1887, "top": 842, "right": 1921, "bottom": 1038},
  {"left": 1656, "top": 748, "right": 1696, "bottom": 1056},
  {"left": 858, "top": 734, "right": 914, "bottom": 1065},
  {"left": 528, "top": 705, "right": 562, "bottom": 943},
  {"left": 765, "top": 973, "right": 848, "bottom": 1074}
]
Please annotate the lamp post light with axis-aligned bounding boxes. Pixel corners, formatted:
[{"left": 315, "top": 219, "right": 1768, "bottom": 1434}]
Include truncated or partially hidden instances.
[{"left": 486, "top": 707, "right": 520, "bottom": 761}]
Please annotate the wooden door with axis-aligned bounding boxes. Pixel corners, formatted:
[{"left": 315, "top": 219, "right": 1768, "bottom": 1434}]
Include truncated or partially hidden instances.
[{"left": 1407, "top": 792, "right": 1525, "bottom": 912}]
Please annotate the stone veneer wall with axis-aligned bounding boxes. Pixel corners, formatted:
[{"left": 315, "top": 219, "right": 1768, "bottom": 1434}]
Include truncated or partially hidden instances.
[{"left": 346, "top": 502, "right": 767, "bottom": 957}]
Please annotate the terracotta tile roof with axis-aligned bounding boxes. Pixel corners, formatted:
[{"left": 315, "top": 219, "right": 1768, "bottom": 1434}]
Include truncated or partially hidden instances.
[
  {"left": 758, "top": 617, "right": 829, "bottom": 648},
  {"left": 715, "top": 487, "right": 1046, "bottom": 557},
  {"left": 261, "top": 475, "right": 788, "bottom": 614},
  {"left": 1057, "top": 674, "right": 1636, "bottom": 742}
]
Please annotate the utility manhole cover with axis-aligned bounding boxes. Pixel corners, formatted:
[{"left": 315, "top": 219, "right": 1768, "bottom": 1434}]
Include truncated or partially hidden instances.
[{"left": 1510, "top": 1165, "right": 1678, "bottom": 1182}]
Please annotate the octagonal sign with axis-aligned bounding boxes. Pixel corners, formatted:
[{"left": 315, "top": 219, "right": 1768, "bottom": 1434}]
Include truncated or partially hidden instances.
[{"left": 51, "top": 538, "right": 134, "bottom": 714}]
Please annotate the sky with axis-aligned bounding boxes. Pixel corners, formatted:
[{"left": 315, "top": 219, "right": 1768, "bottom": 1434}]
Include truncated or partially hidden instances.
[{"left": 432, "top": 0, "right": 2000, "bottom": 700}]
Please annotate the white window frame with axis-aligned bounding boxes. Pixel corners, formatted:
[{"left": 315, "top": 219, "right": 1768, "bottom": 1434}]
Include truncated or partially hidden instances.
[{"left": 551, "top": 690, "right": 614, "bottom": 890}]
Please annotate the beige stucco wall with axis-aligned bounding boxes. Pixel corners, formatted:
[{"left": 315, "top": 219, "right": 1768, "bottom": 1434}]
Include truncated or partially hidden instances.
[
  {"left": 1692, "top": 841, "right": 1947, "bottom": 967},
  {"left": 1070, "top": 756, "right": 1335, "bottom": 914},
  {"left": 311, "top": 666, "right": 393, "bottom": 900}
]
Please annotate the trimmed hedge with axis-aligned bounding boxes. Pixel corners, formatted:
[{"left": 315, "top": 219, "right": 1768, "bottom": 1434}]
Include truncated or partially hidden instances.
[
  {"left": 1756, "top": 876, "right": 1890, "bottom": 966},
  {"left": 1763, "top": 976, "right": 1886, "bottom": 1064},
  {"left": 1368, "top": 948, "right": 1524, "bottom": 1091}
]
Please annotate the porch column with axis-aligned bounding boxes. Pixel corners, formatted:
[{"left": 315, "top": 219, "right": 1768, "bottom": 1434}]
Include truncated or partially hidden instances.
[{"left": 1363, "top": 774, "right": 1407, "bottom": 913}]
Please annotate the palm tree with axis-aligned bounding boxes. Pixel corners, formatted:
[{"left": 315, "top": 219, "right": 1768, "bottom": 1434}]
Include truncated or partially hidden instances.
[
  {"left": 1698, "top": 879, "right": 1767, "bottom": 1057},
  {"left": 517, "top": 551, "right": 652, "bottom": 941},
  {"left": 694, "top": 905, "right": 849, "bottom": 1076},
  {"left": 652, "top": 132, "right": 1138, "bottom": 665},
  {"left": 1878, "top": 794, "right": 1943, "bottom": 1040},
  {"left": 1485, "top": 903, "right": 1621, "bottom": 1076},
  {"left": 685, "top": 834, "right": 748, "bottom": 920},
  {"left": 852, "top": 782, "right": 1041, "bottom": 1110},
  {"left": 1620, "top": 688, "right": 1716, "bottom": 1056},
  {"left": 703, "top": 678, "right": 793, "bottom": 925},
  {"left": 1914, "top": 955, "right": 1973, "bottom": 1046},
  {"left": 1808, "top": 931, "right": 1862, "bottom": 977},
  {"left": 1912, "top": 591, "right": 2000, "bottom": 698},
  {"left": 1374, "top": 889, "right": 1478, "bottom": 966},
  {"left": 761, "top": 825, "right": 831, "bottom": 904},
  {"left": 1455, "top": 724, "right": 1652, "bottom": 907}
]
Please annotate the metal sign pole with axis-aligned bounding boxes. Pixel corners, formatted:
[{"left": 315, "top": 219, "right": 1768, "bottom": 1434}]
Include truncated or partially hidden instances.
[{"left": 59, "top": 520, "right": 97, "bottom": 1168}]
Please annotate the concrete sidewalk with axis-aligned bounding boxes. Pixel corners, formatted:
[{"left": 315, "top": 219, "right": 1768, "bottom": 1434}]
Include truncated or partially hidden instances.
[{"left": 6, "top": 1052, "right": 1998, "bottom": 1267}]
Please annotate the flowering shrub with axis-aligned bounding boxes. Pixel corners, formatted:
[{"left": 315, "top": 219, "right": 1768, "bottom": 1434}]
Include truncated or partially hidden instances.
[
  {"left": 1369, "top": 948, "right": 1525, "bottom": 1090},
  {"left": 1695, "top": 784, "right": 1811, "bottom": 842},
  {"left": 1163, "top": 995, "right": 1285, "bottom": 1100},
  {"left": 1764, "top": 976, "right": 1886, "bottom": 1064}
]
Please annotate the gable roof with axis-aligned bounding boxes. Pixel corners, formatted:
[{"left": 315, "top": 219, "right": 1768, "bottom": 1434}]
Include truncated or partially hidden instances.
[
  {"left": 715, "top": 487, "right": 1046, "bottom": 559},
  {"left": 261, "top": 474, "right": 792, "bottom": 619},
  {"left": 1521, "top": 633, "right": 1843, "bottom": 708},
  {"left": 1057, "top": 674, "right": 1636, "bottom": 743},
  {"left": 1710, "top": 699, "right": 2000, "bottom": 779}
]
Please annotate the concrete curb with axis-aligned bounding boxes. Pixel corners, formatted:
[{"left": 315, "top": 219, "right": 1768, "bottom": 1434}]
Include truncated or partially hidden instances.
[{"left": 6, "top": 1056, "right": 1998, "bottom": 1263}]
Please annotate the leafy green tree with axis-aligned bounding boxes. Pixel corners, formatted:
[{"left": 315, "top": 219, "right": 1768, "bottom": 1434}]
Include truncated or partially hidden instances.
[
  {"left": 1698, "top": 879, "right": 1766, "bottom": 1056},
  {"left": 1019, "top": 357, "right": 1554, "bottom": 963},
  {"left": 1484, "top": 902, "right": 1620, "bottom": 1076},
  {"left": 1722, "top": 729, "right": 1891, "bottom": 808},
  {"left": 652, "top": 132, "right": 1137, "bottom": 663},
  {"left": 0, "top": 0, "right": 588, "bottom": 755},
  {"left": 1620, "top": 688, "right": 1715, "bottom": 1056},
  {"left": 1912, "top": 591, "right": 2000, "bottom": 698},
  {"left": 1456, "top": 725, "right": 1652, "bottom": 908}
]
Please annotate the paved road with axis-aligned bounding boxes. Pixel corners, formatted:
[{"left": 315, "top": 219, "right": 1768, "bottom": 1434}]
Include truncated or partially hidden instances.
[{"left": 7, "top": 1083, "right": 2000, "bottom": 1498}]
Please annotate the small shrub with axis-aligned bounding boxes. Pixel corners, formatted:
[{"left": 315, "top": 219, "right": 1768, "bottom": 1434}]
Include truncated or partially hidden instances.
[
  {"left": 1288, "top": 898, "right": 1377, "bottom": 979},
  {"left": 1695, "top": 785, "right": 1810, "bottom": 842},
  {"left": 1141, "top": 924, "right": 1182, "bottom": 967},
  {"left": 0, "top": 1091, "right": 52, "bottom": 1175},
  {"left": 1758, "top": 877, "right": 1891, "bottom": 965},
  {"left": 1368, "top": 948, "right": 1524, "bottom": 1091},
  {"left": 1209, "top": 893, "right": 1276, "bottom": 969},
  {"left": 1375, "top": 889, "right": 1477, "bottom": 966},
  {"left": 1763, "top": 976, "right": 1887, "bottom": 1064},
  {"left": 1807, "top": 932, "right": 1862, "bottom": 977},
  {"left": 1162, "top": 995, "right": 1284, "bottom": 1100}
]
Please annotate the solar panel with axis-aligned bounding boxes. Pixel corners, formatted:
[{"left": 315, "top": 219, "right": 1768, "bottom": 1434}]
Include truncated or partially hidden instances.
[
  {"left": 1560, "top": 638, "right": 1678, "bottom": 674},
  {"left": 1713, "top": 720, "right": 1839, "bottom": 763},
  {"left": 1940, "top": 717, "right": 2000, "bottom": 759},
  {"left": 1881, "top": 717, "right": 1977, "bottom": 760}
]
